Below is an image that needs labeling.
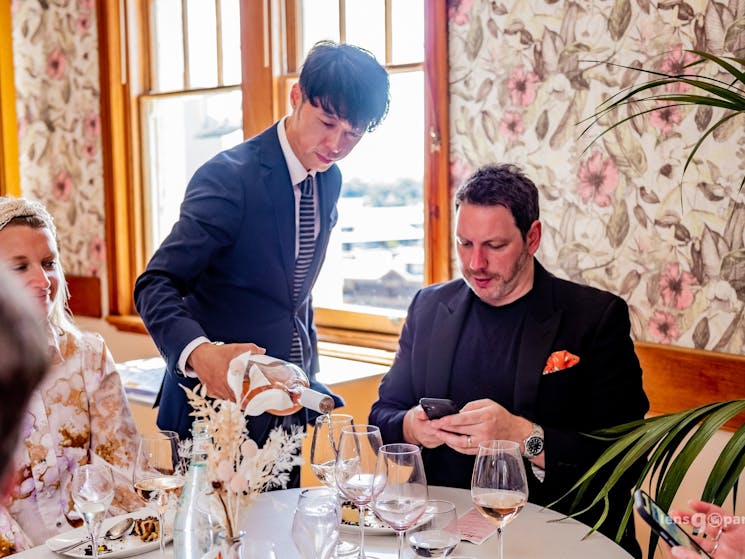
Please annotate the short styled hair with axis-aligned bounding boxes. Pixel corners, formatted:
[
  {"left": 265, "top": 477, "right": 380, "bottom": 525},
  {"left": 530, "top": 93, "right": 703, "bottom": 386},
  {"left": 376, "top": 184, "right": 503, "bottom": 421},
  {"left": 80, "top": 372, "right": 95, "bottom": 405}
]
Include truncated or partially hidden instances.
[
  {"left": 0, "top": 265, "right": 49, "bottom": 478},
  {"left": 299, "top": 41, "right": 390, "bottom": 133},
  {"left": 454, "top": 164, "right": 540, "bottom": 239}
]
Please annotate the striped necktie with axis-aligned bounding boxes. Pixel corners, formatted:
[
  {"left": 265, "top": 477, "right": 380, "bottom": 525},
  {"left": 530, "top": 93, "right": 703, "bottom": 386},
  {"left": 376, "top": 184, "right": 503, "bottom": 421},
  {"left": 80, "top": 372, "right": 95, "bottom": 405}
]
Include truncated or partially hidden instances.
[{"left": 290, "top": 174, "right": 315, "bottom": 365}]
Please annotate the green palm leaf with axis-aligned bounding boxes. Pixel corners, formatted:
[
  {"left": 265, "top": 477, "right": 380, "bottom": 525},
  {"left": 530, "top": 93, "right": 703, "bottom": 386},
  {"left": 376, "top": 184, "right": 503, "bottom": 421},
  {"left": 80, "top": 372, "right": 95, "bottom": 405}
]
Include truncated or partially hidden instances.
[
  {"left": 580, "top": 49, "right": 745, "bottom": 191},
  {"left": 556, "top": 399, "right": 745, "bottom": 557}
]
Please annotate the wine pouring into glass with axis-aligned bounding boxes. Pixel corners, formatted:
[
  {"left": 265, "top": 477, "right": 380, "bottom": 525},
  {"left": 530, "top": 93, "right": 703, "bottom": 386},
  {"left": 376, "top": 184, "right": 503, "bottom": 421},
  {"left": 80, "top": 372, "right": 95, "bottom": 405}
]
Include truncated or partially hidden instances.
[
  {"left": 71, "top": 464, "right": 115, "bottom": 559},
  {"left": 310, "top": 413, "right": 359, "bottom": 556},
  {"left": 371, "top": 443, "right": 428, "bottom": 559},
  {"left": 133, "top": 431, "right": 185, "bottom": 555},
  {"left": 470, "top": 440, "right": 528, "bottom": 559},
  {"left": 334, "top": 424, "right": 384, "bottom": 559}
]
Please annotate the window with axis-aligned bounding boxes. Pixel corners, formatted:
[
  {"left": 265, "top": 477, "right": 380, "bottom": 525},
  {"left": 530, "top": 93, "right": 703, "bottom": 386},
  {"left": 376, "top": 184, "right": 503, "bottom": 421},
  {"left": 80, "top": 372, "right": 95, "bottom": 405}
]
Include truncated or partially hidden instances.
[
  {"left": 141, "top": 0, "right": 243, "bottom": 254},
  {"left": 101, "top": 0, "right": 449, "bottom": 350}
]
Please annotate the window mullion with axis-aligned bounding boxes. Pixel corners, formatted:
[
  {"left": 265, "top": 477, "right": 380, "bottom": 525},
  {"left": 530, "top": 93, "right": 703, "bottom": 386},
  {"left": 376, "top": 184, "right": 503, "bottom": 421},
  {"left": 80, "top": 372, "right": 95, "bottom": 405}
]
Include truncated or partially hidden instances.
[
  {"left": 181, "top": 0, "right": 190, "bottom": 89},
  {"left": 216, "top": 0, "right": 224, "bottom": 86},
  {"left": 384, "top": 0, "right": 392, "bottom": 65}
]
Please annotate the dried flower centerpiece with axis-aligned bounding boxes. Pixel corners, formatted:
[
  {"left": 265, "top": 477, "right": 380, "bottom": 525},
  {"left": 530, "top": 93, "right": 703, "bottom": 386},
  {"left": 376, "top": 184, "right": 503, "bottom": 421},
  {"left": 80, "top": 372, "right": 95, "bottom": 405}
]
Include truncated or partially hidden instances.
[{"left": 182, "top": 363, "right": 304, "bottom": 539}]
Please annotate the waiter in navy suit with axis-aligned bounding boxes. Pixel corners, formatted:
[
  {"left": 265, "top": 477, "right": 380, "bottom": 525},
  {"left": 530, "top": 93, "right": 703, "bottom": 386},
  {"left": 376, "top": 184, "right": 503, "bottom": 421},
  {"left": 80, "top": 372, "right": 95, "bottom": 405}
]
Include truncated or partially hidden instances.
[
  {"left": 370, "top": 164, "right": 649, "bottom": 557},
  {"left": 134, "top": 42, "right": 390, "bottom": 484}
]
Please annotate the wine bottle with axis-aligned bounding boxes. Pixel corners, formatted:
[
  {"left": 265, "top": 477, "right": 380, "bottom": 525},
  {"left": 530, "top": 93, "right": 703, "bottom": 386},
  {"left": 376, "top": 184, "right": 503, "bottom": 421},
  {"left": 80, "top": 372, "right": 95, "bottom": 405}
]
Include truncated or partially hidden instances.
[
  {"left": 228, "top": 353, "right": 335, "bottom": 416},
  {"left": 173, "top": 421, "right": 212, "bottom": 559}
]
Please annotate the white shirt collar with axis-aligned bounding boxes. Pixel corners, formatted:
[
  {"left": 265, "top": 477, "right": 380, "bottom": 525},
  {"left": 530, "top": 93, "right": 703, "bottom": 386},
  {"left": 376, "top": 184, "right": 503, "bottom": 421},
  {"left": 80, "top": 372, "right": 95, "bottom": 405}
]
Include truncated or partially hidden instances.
[{"left": 277, "top": 116, "right": 313, "bottom": 185}]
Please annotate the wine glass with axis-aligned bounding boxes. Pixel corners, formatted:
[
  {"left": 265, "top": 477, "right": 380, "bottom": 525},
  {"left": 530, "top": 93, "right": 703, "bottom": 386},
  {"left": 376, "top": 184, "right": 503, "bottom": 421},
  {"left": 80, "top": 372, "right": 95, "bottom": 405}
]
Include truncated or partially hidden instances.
[
  {"left": 133, "top": 431, "right": 185, "bottom": 555},
  {"left": 334, "top": 424, "right": 384, "bottom": 559},
  {"left": 310, "top": 413, "right": 358, "bottom": 556},
  {"left": 291, "top": 487, "right": 341, "bottom": 559},
  {"left": 470, "top": 440, "right": 528, "bottom": 559},
  {"left": 71, "top": 464, "right": 115, "bottom": 559},
  {"left": 371, "top": 443, "right": 428, "bottom": 559},
  {"left": 407, "top": 499, "right": 460, "bottom": 557}
]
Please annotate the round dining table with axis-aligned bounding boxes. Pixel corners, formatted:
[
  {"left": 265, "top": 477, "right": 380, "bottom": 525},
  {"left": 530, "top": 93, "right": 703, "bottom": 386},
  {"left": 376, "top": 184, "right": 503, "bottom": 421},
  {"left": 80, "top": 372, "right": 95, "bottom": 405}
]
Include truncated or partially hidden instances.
[{"left": 18, "top": 485, "right": 633, "bottom": 559}]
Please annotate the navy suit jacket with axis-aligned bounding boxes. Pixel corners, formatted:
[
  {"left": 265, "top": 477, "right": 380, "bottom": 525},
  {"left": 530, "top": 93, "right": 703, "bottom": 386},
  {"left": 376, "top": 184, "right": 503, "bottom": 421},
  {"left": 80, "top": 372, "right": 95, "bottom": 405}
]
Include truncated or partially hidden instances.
[
  {"left": 369, "top": 262, "right": 649, "bottom": 556},
  {"left": 135, "top": 123, "right": 343, "bottom": 444}
]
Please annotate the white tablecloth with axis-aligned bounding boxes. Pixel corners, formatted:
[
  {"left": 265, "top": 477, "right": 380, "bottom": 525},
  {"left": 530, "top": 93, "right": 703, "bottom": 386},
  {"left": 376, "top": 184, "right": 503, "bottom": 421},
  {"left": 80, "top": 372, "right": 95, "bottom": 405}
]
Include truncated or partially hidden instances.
[{"left": 17, "top": 486, "right": 632, "bottom": 558}]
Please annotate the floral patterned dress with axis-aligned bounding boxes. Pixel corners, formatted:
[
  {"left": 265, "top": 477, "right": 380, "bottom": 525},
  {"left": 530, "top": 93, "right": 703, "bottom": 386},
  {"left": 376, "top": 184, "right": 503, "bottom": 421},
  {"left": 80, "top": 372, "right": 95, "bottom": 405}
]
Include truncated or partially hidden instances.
[{"left": 0, "top": 328, "right": 141, "bottom": 556}]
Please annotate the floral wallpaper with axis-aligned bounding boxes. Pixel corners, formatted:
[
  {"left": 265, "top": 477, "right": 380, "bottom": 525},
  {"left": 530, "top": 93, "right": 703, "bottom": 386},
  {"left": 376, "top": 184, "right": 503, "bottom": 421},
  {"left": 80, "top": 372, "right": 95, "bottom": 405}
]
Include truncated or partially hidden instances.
[
  {"left": 448, "top": 0, "right": 745, "bottom": 355},
  {"left": 11, "top": 0, "right": 106, "bottom": 278}
]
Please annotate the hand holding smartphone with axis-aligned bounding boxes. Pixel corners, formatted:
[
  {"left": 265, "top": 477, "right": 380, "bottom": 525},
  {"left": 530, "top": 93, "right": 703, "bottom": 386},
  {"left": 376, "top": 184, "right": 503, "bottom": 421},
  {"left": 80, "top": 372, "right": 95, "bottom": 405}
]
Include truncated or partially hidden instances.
[
  {"left": 634, "top": 489, "right": 712, "bottom": 558},
  {"left": 419, "top": 397, "right": 459, "bottom": 420}
]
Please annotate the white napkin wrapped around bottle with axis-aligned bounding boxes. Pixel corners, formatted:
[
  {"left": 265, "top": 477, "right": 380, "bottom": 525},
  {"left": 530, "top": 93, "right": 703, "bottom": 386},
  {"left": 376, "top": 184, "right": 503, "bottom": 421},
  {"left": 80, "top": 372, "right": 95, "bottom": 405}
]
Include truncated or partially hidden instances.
[{"left": 227, "top": 352, "right": 295, "bottom": 416}]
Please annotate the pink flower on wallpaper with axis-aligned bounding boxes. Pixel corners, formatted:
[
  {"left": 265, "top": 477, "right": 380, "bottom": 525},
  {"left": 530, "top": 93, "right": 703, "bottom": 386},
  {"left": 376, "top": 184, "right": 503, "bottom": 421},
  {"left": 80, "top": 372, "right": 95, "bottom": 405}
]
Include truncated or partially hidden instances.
[
  {"left": 53, "top": 170, "right": 73, "bottom": 201},
  {"left": 89, "top": 236, "right": 106, "bottom": 262},
  {"left": 577, "top": 151, "right": 619, "bottom": 207},
  {"left": 659, "top": 44, "right": 698, "bottom": 93},
  {"left": 450, "top": 155, "right": 474, "bottom": 188},
  {"left": 77, "top": 13, "right": 92, "bottom": 33},
  {"left": 78, "top": 0, "right": 95, "bottom": 9},
  {"left": 649, "top": 102, "right": 682, "bottom": 136},
  {"left": 82, "top": 140, "right": 97, "bottom": 160},
  {"left": 499, "top": 110, "right": 524, "bottom": 143},
  {"left": 87, "top": 263, "right": 101, "bottom": 278},
  {"left": 508, "top": 66, "right": 540, "bottom": 107},
  {"left": 448, "top": 0, "right": 472, "bottom": 25},
  {"left": 648, "top": 310, "right": 681, "bottom": 343},
  {"left": 658, "top": 263, "right": 696, "bottom": 309},
  {"left": 17, "top": 116, "right": 27, "bottom": 140},
  {"left": 46, "top": 48, "right": 66, "bottom": 80},
  {"left": 83, "top": 113, "right": 101, "bottom": 137}
]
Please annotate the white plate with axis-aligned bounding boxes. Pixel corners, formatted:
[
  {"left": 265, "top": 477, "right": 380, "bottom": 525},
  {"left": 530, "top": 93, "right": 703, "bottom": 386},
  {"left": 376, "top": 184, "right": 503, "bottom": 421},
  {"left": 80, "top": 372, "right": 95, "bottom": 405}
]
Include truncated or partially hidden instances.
[{"left": 46, "top": 510, "right": 173, "bottom": 558}]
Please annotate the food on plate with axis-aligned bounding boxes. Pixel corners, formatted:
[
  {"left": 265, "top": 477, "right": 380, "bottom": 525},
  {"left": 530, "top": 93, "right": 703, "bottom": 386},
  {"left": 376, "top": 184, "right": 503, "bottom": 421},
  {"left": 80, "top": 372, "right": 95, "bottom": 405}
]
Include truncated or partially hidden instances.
[
  {"left": 132, "top": 516, "right": 159, "bottom": 543},
  {"left": 340, "top": 500, "right": 390, "bottom": 529}
]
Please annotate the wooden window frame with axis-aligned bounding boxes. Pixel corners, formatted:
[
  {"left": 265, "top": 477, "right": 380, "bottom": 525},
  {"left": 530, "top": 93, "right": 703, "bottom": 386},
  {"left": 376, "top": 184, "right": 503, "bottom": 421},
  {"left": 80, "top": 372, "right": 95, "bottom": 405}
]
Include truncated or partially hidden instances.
[{"left": 99, "top": 0, "right": 450, "bottom": 352}]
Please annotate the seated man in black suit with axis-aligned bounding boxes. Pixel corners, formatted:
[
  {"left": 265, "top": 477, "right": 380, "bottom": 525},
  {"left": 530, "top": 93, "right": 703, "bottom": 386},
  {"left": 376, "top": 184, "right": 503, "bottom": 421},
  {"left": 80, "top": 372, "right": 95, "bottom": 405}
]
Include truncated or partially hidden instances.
[{"left": 369, "top": 163, "right": 649, "bottom": 557}]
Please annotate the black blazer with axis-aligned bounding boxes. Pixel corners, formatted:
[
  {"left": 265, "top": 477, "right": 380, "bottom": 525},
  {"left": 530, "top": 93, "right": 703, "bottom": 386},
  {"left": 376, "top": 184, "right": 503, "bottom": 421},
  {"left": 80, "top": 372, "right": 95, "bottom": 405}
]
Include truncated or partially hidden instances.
[
  {"left": 369, "top": 262, "right": 649, "bottom": 556},
  {"left": 135, "top": 123, "right": 343, "bottom": 444}
]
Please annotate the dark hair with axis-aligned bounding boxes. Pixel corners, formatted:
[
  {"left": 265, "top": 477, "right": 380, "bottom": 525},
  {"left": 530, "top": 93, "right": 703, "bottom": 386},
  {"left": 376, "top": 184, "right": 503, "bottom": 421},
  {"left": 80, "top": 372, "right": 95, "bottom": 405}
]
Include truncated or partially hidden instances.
[
  {"left": 0, "top": 265, "right": 49, "bottom": 479},
  {"left": 454, "top": 164, "right": 540, "bottom": 238},
  {"left": 299, "top": 41, "right": 390, "bottom": 132}
]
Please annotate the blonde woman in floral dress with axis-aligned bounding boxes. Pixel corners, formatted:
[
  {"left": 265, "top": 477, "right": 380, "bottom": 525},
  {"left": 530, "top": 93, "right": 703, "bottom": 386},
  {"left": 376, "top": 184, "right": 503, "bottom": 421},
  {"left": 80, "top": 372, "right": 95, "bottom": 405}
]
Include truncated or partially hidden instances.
[{"left": 0, "top": 197, "right": 142, "bottom": 555}]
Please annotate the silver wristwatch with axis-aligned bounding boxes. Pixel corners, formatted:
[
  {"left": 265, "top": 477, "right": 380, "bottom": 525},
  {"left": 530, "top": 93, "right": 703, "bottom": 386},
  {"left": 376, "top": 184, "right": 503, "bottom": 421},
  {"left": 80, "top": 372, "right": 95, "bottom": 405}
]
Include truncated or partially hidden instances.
[{"left": 522, "top": 423, "right": 545, "bottom": 458}]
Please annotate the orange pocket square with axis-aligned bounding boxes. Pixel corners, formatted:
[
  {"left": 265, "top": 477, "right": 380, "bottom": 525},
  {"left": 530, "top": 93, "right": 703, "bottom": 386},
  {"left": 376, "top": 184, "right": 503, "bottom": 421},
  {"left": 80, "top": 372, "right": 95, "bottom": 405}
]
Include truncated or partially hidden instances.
[{"left": 542, "top": 350, "right": 580, "bottom": 374}]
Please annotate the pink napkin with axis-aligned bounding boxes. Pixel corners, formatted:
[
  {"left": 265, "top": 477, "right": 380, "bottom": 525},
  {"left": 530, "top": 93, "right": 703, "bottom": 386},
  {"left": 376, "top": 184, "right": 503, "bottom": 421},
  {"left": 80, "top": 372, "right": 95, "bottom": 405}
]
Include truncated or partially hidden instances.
[{"left": 457, "top": 507, "right": 499, "bottom": 544}]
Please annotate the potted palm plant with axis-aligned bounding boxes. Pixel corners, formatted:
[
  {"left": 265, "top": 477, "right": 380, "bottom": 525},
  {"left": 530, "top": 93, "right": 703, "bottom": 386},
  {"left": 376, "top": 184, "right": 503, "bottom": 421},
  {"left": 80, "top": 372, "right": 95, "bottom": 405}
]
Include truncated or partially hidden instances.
[{"left": 556, "top": 49, "right": 745, "bottom": 558}]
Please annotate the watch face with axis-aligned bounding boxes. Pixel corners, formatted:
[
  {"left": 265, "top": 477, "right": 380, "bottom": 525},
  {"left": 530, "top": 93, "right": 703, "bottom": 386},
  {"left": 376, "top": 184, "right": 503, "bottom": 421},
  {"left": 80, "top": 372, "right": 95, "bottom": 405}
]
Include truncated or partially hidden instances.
[{"left": 525, "top": 436, "right": 544, "bottom": 456}]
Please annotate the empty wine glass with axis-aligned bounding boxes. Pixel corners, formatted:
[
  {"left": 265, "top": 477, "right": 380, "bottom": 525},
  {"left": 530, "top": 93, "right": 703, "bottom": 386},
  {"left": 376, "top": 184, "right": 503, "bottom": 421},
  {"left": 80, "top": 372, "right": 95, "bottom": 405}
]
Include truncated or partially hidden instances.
[
  {"left": 471, "top": 440, "right": 528, "bottom": 559},
  {"left": 71, "top": 464, "right": 115, "bottom": 559},
  {"left": 310, "top": 413, "right": 358, "bottom": 556},
  {"left": 335, "top": 424, "right": 384, "bottom": 559},
  {"left": 291, "top": 487, "right": 341, "bottom": 559},
  {"left": 407, "top": 500, "right": 460, "bottom": 558},
  {"left": 133, "top": 431, "right": 185, "bottom": 555},
  {"left": 372, "top": 443, "right": 428, "bottom": 559}
]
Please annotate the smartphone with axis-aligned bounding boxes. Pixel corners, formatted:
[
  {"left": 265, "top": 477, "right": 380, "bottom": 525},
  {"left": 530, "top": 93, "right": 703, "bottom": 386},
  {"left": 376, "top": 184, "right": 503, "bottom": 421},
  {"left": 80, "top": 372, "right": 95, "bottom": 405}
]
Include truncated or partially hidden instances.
[
  {"left": 419, "top": 397, "right": 459, "bottom": 420},
  {"left": 634, "top": 489, "right": 712, "bottom": 558}
]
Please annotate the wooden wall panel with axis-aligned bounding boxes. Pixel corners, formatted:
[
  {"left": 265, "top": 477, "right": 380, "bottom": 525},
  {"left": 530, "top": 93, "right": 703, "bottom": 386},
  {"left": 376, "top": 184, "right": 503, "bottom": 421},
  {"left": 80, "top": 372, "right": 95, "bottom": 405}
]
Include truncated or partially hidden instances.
[
  {"left": 636, "top": 341, "right": 745, "bottom": 431},
  {"left": 67, "top": 275, "right": 102, "bottom": 318}
]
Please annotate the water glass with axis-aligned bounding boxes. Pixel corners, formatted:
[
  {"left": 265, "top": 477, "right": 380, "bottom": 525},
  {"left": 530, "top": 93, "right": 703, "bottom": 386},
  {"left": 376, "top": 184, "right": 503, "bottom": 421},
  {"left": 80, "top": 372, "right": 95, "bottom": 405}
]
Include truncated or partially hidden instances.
[
  {"left": 291, "top": 487, "right": 341, "bottom": 559},
  {"left": 407, "top": 500, "right": 460, "bottom": 557},
  {"left": 71, "top": 464, "right": 115, "bottom": 559}
]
